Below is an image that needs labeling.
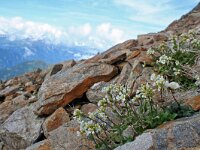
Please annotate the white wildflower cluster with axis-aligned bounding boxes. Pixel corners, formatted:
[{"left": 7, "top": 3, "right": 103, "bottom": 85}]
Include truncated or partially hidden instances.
[
  {"left": 79, "top": 119, "right": 102, "bottom": 136},
  {"left": 168, "top": 35, "right": 177, "bottom": 44},
  {"left": 73, "top": 109, "right": 83, "bottom": 121},
  {"left": 168, "top": 29, "right": 200, "bottom": 54},
  {"left": 157, "top": 54, "right": 172, "bottom": 65},
  {"left": 173, "top": 68, "right": 181, "bottom": 76},
  {"left": 73, "top": 109, "right": 103, "bottom": 137},
  {"left": 150, "top": 73, "right": 180, "bottom": 90},
  {"left": 195, "top": 75, "right": 200, "bottom": 81},
  {"left": 98, "top": 98, "right": 107, "bottom": 107},
  {"left": 191, "top": 38, "right": 199, "bottom": 44},
  {"left": 175, "top": 60, "right": 180, "bottom": 66},
  {"left": 188, "top": 29, "right": 196, "bottom": 35},
  {"left": 151, "top": 73, "right": 165, "bottom": 91},
  {"left": 135, "top": 83, "right": 153, "bottom": 100},
  {"left": 74, "top": 84, "right": 132, "bottom": 138},
  {"left": 180, "top": 30, "right": 200, "bottom": 51},
  {"left": 147, "top": 48, "right": 155, "bottom": 55},
  {"left": 159, "top": 43, "right": 167, "bottom": 52},
  {"left": 89, "top": 109, "right": 107, "bottom": 122},
  {"left": 103, "top": 84, "right": 130, "bottom": 104},
  {"left": 192, "top": 39, "right": 200, "bottom": 48}
]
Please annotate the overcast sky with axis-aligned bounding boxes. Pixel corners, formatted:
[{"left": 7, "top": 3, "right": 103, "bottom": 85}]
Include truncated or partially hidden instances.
[{"left": 0, "top": 0, "right": 199, "bottom": 49}]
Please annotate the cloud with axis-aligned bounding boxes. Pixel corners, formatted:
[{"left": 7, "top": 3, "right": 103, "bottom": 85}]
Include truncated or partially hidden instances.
[
  {"left": 0, "top": 16, "right": 127, "bottom": 49},
  {"left": 114, "top": 0, "right": 171, "bottom": 14},
  {"left": 0, "top": 17, "right": 64, "bottom": 44},
  {"left": 68, "top": 23, "right": 92, "bottom": 37},
  {"left": 113, "top": 0, "right": 193, "bottom": 26},
  {"left": 96, "top": 23, "right": 124, "bottom": 44}
]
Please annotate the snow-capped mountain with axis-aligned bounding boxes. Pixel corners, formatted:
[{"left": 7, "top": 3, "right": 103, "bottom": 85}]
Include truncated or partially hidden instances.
[
  {"left": 0, "top": 36, "right": 99, "bottom": 69},
  {"left": 0, "top": 35, "right": 99, "bottom": 80}
]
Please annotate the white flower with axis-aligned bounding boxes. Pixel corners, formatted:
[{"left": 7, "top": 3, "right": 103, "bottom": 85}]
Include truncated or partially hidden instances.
[
  {"left": 147, "top": 48, "right": 155, "bottom": 55},
  {"left": 98, "top": 99, "right": 107, "bottom": 107},
  {"left": 173, "top": 68, "right": 181, "bottom": 76},
  {"left": 195, "top": 75, "right": 200, "bottom": 81},
  {"left": 186, "top": 39, "right": 190, "bottom": 43},
  {"left": 136, "top": 83, "right": 153, "bottom": 99},
  {"left": 88, "top": 112, "right": 95, "bottom": 119},
  {"left": 195, "top": 80, "right": 200, "bottom": 86},
  {"left": 150, "top": 74, "right": 166, "bottom": 91},
  {"left": 191, "top": 39, "right": 198, "bottom": 44},
  {"left": 155, "top": 75, "right": 165, "bottom": 85},
  {"left": 150, "top": 73, "right": 156, "bottom": 81},
  {"left": 73, "top": 109, "right": 83, "bottom": 117},
  {"left": 157, "top": 55, "right": 172, "bottom": 64},
  {"left": 188, "top": 29, "right": 195, "bottom": 34},
  {"left": 174, "top": 71, "right": 180, "bottom": 76},
  {"left": 165, "top": 81, "right": 180, "bottom": 89},
  {"left": 175, "top": 61, "right": 180, "bottom": 66}
]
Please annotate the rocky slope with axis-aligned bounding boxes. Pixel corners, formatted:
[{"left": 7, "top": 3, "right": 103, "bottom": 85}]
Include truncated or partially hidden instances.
[
  {"left": 0, "top": 2, "right": 200, "bottom": 150},
  {"left": 164, "top": 2, "right": 200, "bottom": 34}
]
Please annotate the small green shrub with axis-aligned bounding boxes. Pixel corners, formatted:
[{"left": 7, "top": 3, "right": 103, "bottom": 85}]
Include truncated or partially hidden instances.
[
  {"left": 74, "top": 83, "right": 193, "bottom": 149},
  {"left": 166, "top": 102, "right": 195, "bottom": 118},
  {"left": 147, "top": 30, "right": 200, "bottom": 89}
]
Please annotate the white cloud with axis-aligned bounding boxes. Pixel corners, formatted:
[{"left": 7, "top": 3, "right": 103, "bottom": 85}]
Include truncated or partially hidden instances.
[
  {"left": 0, "top": 17, "right": 126, "bottom": 50},
  {"left": 68, "top": 23, "right": 92, "bottom": 37},
  {"left": 97, "top": 23, "right": 110, "bottom": 34},
  {"left": 113, "top": 0, "right": 189, "bottom": 26},
  {"left": 96, "top": 23, "right": 124, "bottom": 44},
  {"left": 114, "top": 0, "right": 171, "bottom": 14},
  {"left": 0, "top": 17, "right": 64, "bottom": 44},
  {"left": 67, "top": 22, "right": 125, "bottom": 49}
]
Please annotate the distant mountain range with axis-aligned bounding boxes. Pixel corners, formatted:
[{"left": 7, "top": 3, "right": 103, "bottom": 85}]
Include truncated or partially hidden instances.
[
  {"left": 0, "top": 60, "right": 49, "bottom": 81},
  {"left": 0, "top": 36, "right": 99, "bottom": 80}
]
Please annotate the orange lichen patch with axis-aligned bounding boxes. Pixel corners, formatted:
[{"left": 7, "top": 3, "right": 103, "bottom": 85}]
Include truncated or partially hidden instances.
[
  {"left": 43, "top": 107, "right": 70, "bottom": 136},
  {"left": 68, "top": 127, "right": 79, "bottom": 132},
  {"left": 185, "top": 95, "right": 200, "bottom": 111},
  {"left": 138, "top": 52, "right": 154, "bottom": 64},
  {"left": 158, "top": 120, "right": 175, "bottom": 129},
  {"left": 127, "top": 50, "right": 141, "bottom": 60},
  {"left": 36, "top": 141, "right": 52, "bottom": 150}
]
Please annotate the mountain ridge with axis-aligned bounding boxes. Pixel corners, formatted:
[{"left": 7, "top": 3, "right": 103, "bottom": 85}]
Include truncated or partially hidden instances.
[
  {"left": 0, "top": 36, "right": 99, "bottom": 80},
  {"left": 165, "top": 2, "right": 200, "bottom": 34},
  {"left": 0, "top": 60, "right": 49, "bottom": 81}
]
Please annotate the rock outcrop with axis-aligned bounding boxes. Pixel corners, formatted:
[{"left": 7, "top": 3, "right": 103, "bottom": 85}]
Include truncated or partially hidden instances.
[
  {"left": 45, "top": 59, "right": 76, "bottom": 78},
  {"left": 35, "top": 63, "right": 118, "bottom": 115},
  {"left": 0, "top": 70, "right": 46, "bottom": 124},
  {"left": 42, "top": 107, "right": 70, "bottom": 137},
  {"left": 0, "top": 105, "right": 44, "bottom": 150},
  {"left": 26, "top": 120, "right": 94, "bottom": 150}
]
